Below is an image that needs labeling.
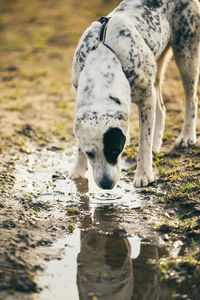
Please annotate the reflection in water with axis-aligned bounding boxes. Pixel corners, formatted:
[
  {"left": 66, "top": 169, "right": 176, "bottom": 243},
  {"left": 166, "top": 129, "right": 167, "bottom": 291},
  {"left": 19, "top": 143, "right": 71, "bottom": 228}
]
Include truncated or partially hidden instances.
[
  {"left": 77, "top": 230, "right": 133, "bottom": 300},
  {"left": 75, "top": 179, "right": 200, "bottom": 300},
  {"left": 77, "top": 222, "right": 162, "bottom": 300},
  {"left": 76, "top": 179, "right": 133, "bottom": 300},
  {"left": 132, "top": 241, "right": 159, "bottom": 300},
  {"left": 75, "top": 179, "right": 160, "bottom": 300}
]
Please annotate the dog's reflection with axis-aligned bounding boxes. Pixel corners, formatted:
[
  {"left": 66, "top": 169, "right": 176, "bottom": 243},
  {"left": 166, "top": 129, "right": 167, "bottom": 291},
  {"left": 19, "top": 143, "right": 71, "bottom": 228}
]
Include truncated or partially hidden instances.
[
  {"left": 74, "top": 178, "right": 133, "bottom": 299},
  {"left": 77, "top": 228, "right": 133, "bottom": 300},
  {"left": 74, "top": 178, "right": 160, "bottom": 300}
]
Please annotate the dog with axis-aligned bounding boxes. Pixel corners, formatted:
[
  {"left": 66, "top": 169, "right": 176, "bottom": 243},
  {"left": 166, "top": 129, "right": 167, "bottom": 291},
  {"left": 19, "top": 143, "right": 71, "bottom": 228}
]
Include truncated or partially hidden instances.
[{"left": 70, "top": 0, "right": 200, "bottom": 189}]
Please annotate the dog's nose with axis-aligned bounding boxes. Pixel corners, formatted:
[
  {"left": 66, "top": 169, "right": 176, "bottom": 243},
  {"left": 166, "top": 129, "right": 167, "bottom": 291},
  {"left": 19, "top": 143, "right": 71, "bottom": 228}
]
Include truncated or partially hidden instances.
[{"left": 99, "top": 177, "right": 115, "bottom": 190}]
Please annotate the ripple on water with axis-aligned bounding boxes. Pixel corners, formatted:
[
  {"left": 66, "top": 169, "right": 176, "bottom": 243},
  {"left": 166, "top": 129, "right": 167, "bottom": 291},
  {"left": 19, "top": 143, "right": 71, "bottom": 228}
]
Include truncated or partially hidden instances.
[{"left": 14, "top": 148, "right": 142, "bottom": 210}]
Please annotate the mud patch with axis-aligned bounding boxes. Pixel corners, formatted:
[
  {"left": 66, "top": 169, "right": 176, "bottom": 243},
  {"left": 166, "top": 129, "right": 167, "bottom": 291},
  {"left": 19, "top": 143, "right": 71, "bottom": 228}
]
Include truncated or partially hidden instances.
[
  {"left": 1, "top": 146, "right": 200, "bottom": 299},
  {"left": 0, "top": 147, "right": 145, "bottom": 299}
]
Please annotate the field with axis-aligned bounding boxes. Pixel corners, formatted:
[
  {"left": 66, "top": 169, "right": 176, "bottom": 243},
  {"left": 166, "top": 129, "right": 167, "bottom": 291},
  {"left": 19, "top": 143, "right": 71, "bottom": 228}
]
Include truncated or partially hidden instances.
[{"left": 0, "top": 0, "right": 200, "bottom": 299}]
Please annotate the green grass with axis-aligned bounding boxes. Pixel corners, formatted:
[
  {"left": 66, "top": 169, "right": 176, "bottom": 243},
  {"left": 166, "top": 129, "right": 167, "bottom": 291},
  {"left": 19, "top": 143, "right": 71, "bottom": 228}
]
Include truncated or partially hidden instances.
[
  {"left": 68, "top": 223, "right": 75, "bottom": 233},
  {"left": 53, "top": 121, "right": 68, "bottom": 139},
  {"left": 65, "top": 206, "right": 80, "bottom": 215},
  {"left": 19, "top": 144, "right": 33, "bottom": 154},
  {"left": 56, "top": 101, "right": 69, "bottom": 110},
  {"left": 0, "top": 40, "right": 24, "bottom": 52},
  {"left": 155, "top": 216, "right": 198, "bottom": 234},
  {"left": 181, "top": 181, "right": 200, "bottom": 193},
  {"left": 124, "top": 143, "right": 137, "bottom": 160},
  {"left": 9, "top": 86, "right": 21, "bottom": 100},
  {"left": 6, "top": 102, "right": 32, "bottom": 111}
]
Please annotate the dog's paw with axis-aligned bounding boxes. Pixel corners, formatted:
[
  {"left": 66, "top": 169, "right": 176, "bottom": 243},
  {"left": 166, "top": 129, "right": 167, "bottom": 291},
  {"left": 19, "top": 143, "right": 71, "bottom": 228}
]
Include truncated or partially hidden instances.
[
  {"left": 153, "top": 136, "right": 162, "bottom": 154},
  {"left": 69, "top": 168, "right": 86, "bottom": 180},
  {"left": 152, "top": 143, "right": 161, "bottom": 154},
  {"left": 133, "top": 172, "right": 154, "bottom": 188},
  {"left": 175, "top": 133, "right": 196, "bottom": 148}
]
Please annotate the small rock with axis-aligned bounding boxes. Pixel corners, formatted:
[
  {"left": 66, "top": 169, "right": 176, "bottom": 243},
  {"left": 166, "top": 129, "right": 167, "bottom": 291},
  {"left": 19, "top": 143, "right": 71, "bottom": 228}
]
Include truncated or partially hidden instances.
[{"left": 159, "top": 224, "right": 171, "bottom": 233}]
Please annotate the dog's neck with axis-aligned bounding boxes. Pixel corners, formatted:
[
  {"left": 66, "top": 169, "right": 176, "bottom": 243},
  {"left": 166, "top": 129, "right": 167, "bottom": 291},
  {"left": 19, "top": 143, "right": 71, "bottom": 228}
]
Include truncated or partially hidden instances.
[
  {"left": 95, "top": 16, "right": 119, "bottom": 60},
  {"left": 76, "top": 43, "right": 131, "bottom": 115}
]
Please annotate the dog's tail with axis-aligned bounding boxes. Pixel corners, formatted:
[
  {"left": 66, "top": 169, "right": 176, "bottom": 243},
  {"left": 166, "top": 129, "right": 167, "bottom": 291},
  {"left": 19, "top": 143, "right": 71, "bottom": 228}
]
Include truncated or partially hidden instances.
[{"left": 156, "top": 45, "right": 173, "bottom": 88}]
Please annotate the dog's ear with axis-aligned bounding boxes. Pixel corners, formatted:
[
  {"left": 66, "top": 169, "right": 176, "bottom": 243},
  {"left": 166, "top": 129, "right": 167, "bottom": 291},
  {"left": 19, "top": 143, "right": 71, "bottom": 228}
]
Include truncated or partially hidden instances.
[
  {"left": 103, "top": 127, "right": 126, "bottom": 165},
  {"left": 114, "top": 111, "right": 128, "bottom": 121}
]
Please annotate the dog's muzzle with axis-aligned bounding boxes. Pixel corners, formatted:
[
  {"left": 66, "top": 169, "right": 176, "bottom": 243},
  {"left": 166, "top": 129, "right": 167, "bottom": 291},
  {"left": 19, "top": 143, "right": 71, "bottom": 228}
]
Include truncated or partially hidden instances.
[{"left": 99, "top": 176, "right": 115, "bottom": 190}]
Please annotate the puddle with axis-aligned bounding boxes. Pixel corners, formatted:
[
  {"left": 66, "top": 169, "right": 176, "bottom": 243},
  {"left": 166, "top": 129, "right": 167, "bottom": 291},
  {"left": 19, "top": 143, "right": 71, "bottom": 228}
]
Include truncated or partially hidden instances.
[
  {"left": 38, "top": 229, "right": 80, "bottom": 300},
  {"left": 13, "top": 148, "right": 200, "bottom": 300},
  {"left": 14, "top": 147, "right": 142, "bottom": 210},
  {"left": 38, "top": 225, "right": 200, "bottom": 300},
  {"left": 13, "top": 148, "right": 145, "bottom": 299},
  {"left": 38, "top": 228, "right": 141, "bottom": 300}
]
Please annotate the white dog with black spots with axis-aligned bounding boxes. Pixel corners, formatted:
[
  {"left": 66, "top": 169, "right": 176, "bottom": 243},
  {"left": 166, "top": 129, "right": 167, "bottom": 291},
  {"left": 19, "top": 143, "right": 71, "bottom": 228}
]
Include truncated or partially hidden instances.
[{"left": 70, "top": 0, "right": 200, "bottom": 189}]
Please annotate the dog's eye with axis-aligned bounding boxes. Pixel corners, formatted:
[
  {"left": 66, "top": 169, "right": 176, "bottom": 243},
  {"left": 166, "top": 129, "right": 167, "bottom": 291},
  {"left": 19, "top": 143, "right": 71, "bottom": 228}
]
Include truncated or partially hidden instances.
[{"left": 86, "top": 151, "right": 95, "bottom": 159}]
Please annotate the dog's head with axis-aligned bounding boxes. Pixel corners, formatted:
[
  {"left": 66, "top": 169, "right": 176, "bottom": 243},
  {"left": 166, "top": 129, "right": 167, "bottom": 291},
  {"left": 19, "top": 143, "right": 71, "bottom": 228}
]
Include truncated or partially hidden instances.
[
  {"left": 73, "top": 43, "right": 131, "bottom": 189},
  {"left": 74, "top": 111, "right": 128, "bottom": 189}
]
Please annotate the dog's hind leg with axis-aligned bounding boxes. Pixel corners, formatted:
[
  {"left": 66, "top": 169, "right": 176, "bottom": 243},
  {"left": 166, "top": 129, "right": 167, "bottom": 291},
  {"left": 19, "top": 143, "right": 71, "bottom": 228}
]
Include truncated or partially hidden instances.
[
  {"left": 173, "top": 46, "right": 200, "bottom": 147},
  {"left": 153, "top": 46, "right": 172, "bottom": 153},
  {"left": 171, "top": 3, "right": 200, "bottom": 147},
  {"left": 69, "top": 147, "right": 88, "bottom": 179}
]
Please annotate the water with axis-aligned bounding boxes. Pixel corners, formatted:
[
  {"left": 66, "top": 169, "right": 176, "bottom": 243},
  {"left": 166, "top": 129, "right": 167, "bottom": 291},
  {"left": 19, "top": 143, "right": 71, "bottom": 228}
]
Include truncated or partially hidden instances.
[
  {"left": 38, "top": 229, "right": 141, "bottom": 300},
  {"left": 13, "top": 148, "right": 200, "bottom": 300},
  {"left": 14, "top": 147, "right": 142, "bottom": 210},
  {"left": 38, "top": 229, "right": 80, "bottom": 300},
  {"left": 14, "top": 148, "right": 144, "bottom": 299}
]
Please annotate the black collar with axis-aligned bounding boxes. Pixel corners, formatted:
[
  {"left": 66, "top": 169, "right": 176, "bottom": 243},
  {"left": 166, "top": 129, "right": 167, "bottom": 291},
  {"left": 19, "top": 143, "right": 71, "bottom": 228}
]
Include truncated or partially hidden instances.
[
  {"left": 96, "top": 16, "right": 117, "bottom": 56},
  {"left": 98, "top": 16, "right": 111, "bottom": 43},
  {"left": 91, "top": 17, "right": 127, "bottom": 79}
]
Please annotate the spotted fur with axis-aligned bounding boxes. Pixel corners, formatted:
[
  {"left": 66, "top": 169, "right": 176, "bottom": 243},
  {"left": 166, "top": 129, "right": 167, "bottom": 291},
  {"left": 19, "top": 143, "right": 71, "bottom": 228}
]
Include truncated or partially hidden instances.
[{"left": 70, "top": 0, "right": 200, "bottom": 189}]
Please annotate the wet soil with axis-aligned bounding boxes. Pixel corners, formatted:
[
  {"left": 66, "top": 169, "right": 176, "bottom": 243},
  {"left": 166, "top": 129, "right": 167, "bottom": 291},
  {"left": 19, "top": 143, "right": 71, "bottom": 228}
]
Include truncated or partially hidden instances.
[{"left": 0, "top": 0, "right": 200, "bottom": 299}]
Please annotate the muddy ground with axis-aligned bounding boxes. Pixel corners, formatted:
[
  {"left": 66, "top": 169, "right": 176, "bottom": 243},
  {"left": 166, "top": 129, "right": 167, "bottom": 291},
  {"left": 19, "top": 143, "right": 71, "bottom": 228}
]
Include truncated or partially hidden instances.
[{"left": 0, "top": 0, "right": 200, "bottom": 299}]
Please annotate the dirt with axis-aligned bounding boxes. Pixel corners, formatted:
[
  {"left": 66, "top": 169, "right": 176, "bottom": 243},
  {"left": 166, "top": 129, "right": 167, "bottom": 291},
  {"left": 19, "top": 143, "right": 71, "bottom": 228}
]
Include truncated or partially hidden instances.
[{"left": 0, "top": 0, "right": 200, "bottom": 299}]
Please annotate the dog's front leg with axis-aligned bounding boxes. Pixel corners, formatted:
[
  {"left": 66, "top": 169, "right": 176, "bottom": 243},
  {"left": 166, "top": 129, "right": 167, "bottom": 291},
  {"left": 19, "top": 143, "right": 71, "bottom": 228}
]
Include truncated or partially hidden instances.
[
  {"left": 134, "top": 91, "right": 156, "bottom": 188},
  {"left": 69, "top": 147, "right": 88, "bottom": 179}
]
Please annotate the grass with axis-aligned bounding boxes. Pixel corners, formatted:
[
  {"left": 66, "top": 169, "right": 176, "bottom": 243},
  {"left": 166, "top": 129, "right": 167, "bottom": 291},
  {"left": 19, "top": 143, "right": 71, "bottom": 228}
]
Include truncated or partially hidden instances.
[
  {"left": 19, "top": 70, "right": 47, "bottom": 81},
  {"left": 39, "top": 136, "right": 47, "bottom": 146},
  {"left": 181, "top": 181, "right": 200, "bottom": 193},
  {"left": 167, "top": 178, "right": 200, "bottom": 202},
  {"left": 65, "top": 206, "right": 80, "bottom": 215},
  {"left": 168, "top": 190, "right": 189, "bottom": 202},
  {"left": 0, "top": 144, "right": 5, "bottom": 153},
  {"left": 124, "top": 143, "right": 137, "bottom": 160},
  {"left": 168, "top": 159, "right": 179, "bottom": 167},
  {"left": 186, "top": 161, "right": 199, "bottom": 170},
  {"left": 19, "top": 144, "right": 33, "bottom": 154},
  {"left": 163, "top": 131, "right": 175, "bottom": 142},
  {"left": 9, "top": 86, "right": 21, "bottom": 100},
  {"left": 6, "top": 102, "right": 32, "bottom": 111},
  {"left": 53, "top": 121, "right": 68, "bottom": 139},
  {"left": 68, "top": 222, "right": 75, "bottom": 233},
  {"left": 56, "top": 100, "right": 69, "bottom": 110},
  {"left": 32, "top": 31, "right": 49, "bottom": 52},
  {"left": 0, "top": 40, "right": 24, "bottom": 52},
  {"left": 167, "top": 170, "right": 180, "bottom": 181},
  {"left": 158, "top": 249, "right": 200, "bottom": 281},
  {"left": 155, "top": 216, "right": 198, "bottom": 234}
]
